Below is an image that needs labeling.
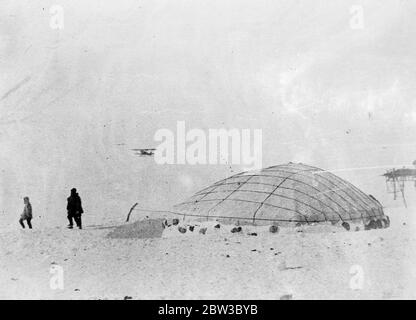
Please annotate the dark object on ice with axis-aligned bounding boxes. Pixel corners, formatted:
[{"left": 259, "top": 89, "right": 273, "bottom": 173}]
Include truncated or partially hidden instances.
[
  {"left": 67, "top": 188, "right": 83, "bottom": 229},
  {"left": 214, "top": 224, "right": 221, "bottom": 229},
  {"left": 124, "top": 296, "right": 133, "bottom": 300},
  {"left": 269, "top": 225, "right": 279, "bottom": 233},
  {"left": 125, "top": 203, "right": 138, "bottom": 222},
  {"left": 19, "top": 197, "right": 33, "bottom": 229},
  {"left": 226, "top": 254, "right": 230, "bottom": 258},
  {"left": 231, "top": 226, "right": 242, "bottom": 233},
  {"left": 189, "top": 225, "right": 195, "bottom": 232},
  {"left": 131, "top": 148, "right": 156, "bottom": 156},
  {"left": 199, "top": 227, "right": 207, "bottom": 235},
  {"left": 172, "top": 218, "right": 179, "bottom": 225},
  {"left": 341, "top": 222, "right": 350, "bottom": 231},
  {"left": 365, "top": 220, "right": 377, "bottom": 230},
  {"left": 178, "top": 226, "right": 187, "bottom": 234},
  {"left": 382, "top": 216, "right": 390, "bottom": 228},
  {"left": 280, "top": 294, "right": 293, "bottom": 300},
  {"left": 248, "top": 232, "right": 257, "bottom": 236}
]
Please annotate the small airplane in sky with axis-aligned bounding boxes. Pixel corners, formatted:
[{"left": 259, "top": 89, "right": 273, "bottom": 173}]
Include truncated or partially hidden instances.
[{"left": 131, "top": 148, "right": 156, "bottom": 156}]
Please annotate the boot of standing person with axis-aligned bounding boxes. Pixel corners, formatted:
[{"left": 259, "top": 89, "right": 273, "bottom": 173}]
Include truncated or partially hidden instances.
[
  {"left": 67, "top": 213, "right": 74, "bottom": 228},
  {"left": 74, "top": 214, "right": 82, "bottom": 229}
]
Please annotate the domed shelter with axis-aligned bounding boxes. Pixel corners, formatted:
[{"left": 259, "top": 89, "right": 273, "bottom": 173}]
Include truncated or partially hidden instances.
[{"left": 173, "top": 163, "right": 388, "bottom": 227}]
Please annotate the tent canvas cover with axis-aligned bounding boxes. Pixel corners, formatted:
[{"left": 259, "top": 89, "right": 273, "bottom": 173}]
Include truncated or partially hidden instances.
[{"left": 173, "top": 163, "right": 387, "bottom": 226}]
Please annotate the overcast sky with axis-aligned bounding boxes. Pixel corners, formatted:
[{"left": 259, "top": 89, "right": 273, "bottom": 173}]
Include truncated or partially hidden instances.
[{"left": 1, "top": 0, "right": 415, "bottom": 226}]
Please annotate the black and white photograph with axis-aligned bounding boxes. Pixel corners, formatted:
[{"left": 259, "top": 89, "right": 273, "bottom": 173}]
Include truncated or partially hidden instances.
[{"left": 1, "top": 0, "right": 416, "bottom": 303}]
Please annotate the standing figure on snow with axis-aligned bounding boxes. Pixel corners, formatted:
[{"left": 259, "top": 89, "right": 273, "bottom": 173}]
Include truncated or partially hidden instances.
[
  {"left": 19, "top": 197, "right": 33, "bottom": 229},
  {"left": 67, "top": 188, "right": 84, "bottom": 229}
]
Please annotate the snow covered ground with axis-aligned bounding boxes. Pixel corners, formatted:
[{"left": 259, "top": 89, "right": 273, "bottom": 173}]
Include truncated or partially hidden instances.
[{"left": 0, "top": 206, "right": 415, "bottom": 300}]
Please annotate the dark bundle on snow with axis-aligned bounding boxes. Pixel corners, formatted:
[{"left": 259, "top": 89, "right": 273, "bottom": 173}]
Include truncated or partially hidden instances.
[
  {"left": 178, "top": 226, "right": 187, "bottom": 234},
  {"left": 341, "top": 222, "right": 350, "bottom": 231},
  {"left": 382, "top": 216, "right": 390, "bottom": 228},
  {"left": 269, "top": 225, "right": 279, "bottom": 233},
  {"left": 364, "top": 218, "right": 389, "bottom": 230}
]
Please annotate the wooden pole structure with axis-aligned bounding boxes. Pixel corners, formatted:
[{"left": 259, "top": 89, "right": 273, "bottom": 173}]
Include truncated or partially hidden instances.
[{"left": 126, "top": 202, "right": 138, "bottom": 222}]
